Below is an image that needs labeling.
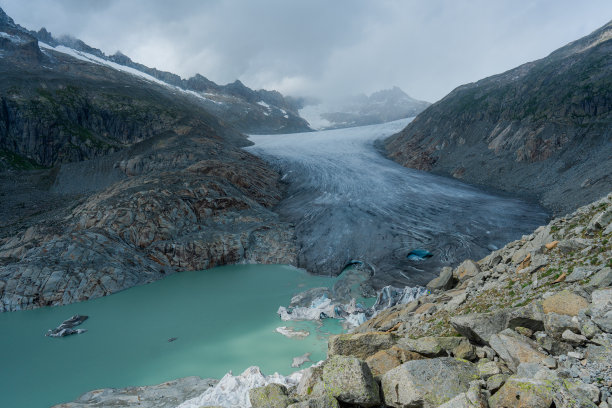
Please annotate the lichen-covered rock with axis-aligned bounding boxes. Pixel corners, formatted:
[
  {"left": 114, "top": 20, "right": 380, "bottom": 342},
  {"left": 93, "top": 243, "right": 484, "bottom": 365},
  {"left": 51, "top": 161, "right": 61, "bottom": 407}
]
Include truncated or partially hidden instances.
[
  {"left": 321, "top": 355, "right": 380, "bottom": 407},
  {"left": 365, "top": 346, "right": 425, "bottom": 378},
  {"left": 453, "top": 340, "right": 477, "bottom": 361},
  {"left": 249, "top": 383, "right": 293, "bottom": 408},
  {"left": 486, "top": 374, "right": 509, "bottom": 393},
  {"left": 295, "top": 365, "right": 324, "bottom": 399},
  {"left": 488, "top": 376, "right": 555, "bottom": 408},
  {"left": 327, "top": 332, "right": 397, "bottom": 360},
  {"left": 478, "top": 361, "right": 502, "bottom": 379},
  {"left": 287, "top": 397, "right": 339, "bottom": 408},
  {"left": 381, "top": 357, "right": 477, "bottom": 408},
  {"left": 437, "top": 380, "right": 488, "bottom": 408}
]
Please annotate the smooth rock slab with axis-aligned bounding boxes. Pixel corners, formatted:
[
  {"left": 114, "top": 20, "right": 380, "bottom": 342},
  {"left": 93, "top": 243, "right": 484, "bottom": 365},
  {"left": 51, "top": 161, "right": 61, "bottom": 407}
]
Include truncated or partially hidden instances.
[
  {"left": 381, "top": 357, "right": 477, "bottom": 408},
  {"left": 321, "top": 355, "right": 380, "bottom": 407}
]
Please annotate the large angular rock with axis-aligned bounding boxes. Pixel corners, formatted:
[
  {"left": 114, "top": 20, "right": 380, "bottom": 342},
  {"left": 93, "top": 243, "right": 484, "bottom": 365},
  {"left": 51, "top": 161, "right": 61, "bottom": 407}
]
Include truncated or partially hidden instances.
[
  {"left": 397, "top": 336, "right": 462, "bottom": 357},
  {"left": 543, "top": 312, "right": 581, "bottom": 338},
  {"left": 328, "top": 332, "right": 397, "bottom": 360},
  {"left": 489, "top": 329, "right": 548, "bottom": 371},
  {"left": 586, "top": 267, "right": 612, "bottom": 289},
  {"left": 454, "top": 260, "right": 481, "bottom": 281},
  {"left": 541, "top": 291, "right": 588, "bottom": 316},
  {"left": 451, "top": 312, "right": 508, "bottom": 345},
  {"left": 437, "top": 381, "right": 488, "bottom": 408},
  {"left": 587, "top": 208, "right": 612, "bottom": 232},
  {"left": 295, "top": 365, "right": 324, "bottom": 399},
  {"left": 381, "top": 357, "right": 477, "bottom": 408},
  {"left": 321, "top": 355, "right": 380, "bottom": 407},
  {"left": 249, "top": 384, "right": 293, "bottom": 408},
  {"left": 488, "top": 376, "right": 554, "bottom": 408},
  {"left": 557, "top": 238, "right": 590, "bottom": 254},
  {"left": 365, "top": 346, "right": 424, "bottom": 378},
  {"left": 589, "top": 288, "right": 612, "bottom": 333},
  {"left": 427, "top": 267, "right": 456, "bottom": 290}
]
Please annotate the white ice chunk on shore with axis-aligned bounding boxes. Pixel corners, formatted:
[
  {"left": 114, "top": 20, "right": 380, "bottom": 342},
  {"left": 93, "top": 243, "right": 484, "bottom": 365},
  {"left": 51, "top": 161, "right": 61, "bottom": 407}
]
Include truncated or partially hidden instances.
[
  {"left": 275, "top": 326, "right": 310, "bottom": 338},
  {"left": 176, "top": 366, "right": 302, "bottom": 408},
  {"left": 277, "top": 285, "right": 429, "bottom": 329}
]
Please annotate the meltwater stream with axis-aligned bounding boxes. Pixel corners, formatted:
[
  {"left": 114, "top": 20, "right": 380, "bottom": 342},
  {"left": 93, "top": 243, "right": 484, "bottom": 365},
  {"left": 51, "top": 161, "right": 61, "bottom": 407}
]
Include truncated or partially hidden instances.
[
  {"left": 0, "top": 265, "right": 342, "bottom": 408},
  {"left": 247, "top": 119, "right": 549, "bottom": 287}
]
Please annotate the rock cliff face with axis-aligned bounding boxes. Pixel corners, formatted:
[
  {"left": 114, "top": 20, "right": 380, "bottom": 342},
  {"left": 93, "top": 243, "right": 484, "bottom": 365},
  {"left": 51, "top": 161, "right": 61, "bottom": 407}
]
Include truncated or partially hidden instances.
[
  {"left": 0, "top": 8, "right": 297, "bottom": 311},
  {"left": 386, "top": 21, "right": 612, "bottom": 214}
]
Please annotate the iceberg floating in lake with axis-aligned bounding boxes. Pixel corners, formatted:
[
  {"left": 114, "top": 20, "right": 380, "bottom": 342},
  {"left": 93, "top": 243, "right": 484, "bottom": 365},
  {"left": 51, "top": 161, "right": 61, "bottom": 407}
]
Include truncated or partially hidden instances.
[{"left": 45, "top": 314, "right": 89, "bottom": 338}]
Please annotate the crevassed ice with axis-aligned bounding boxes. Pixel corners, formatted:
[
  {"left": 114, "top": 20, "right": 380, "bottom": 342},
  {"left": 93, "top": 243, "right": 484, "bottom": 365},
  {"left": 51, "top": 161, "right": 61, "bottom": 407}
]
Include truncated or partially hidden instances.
[{"left": 176, "top": 366, "right": 303, "bottom": 408}]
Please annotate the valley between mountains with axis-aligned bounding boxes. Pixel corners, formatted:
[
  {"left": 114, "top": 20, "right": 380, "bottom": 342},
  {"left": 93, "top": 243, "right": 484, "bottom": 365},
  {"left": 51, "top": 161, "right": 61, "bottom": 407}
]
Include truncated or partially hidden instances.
[{"left": 0, "top": 5, "right": 611, "bottom": 408}]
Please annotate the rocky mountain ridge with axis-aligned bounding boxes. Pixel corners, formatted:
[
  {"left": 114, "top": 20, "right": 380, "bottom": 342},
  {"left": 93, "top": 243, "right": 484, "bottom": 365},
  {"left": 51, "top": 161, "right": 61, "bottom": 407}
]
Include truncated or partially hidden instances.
[
  {"left": 385, "top": 20, "right": 612, "bottom": 215},
  {"left": 0, "top": 7, "right": 310, "bottom": 145}
]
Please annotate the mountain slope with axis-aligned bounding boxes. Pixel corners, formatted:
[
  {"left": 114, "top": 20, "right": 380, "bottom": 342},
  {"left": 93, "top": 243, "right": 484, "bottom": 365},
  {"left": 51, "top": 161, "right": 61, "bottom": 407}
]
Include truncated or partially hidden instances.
[
  {"left": 7, "top": 10, "right": 310, "bottom": 137},
  {"left": 0, "top": 8, "right": 297, "bottom": 311},
  {"left": 385, "top": 21, "right": 612, "bottom": 214}
]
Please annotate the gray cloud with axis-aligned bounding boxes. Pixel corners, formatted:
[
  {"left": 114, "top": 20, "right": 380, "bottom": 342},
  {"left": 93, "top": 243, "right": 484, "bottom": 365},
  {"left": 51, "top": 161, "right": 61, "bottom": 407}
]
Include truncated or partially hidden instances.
[{"left": 1, "top": 0, "right": 611, "bottom": 102}]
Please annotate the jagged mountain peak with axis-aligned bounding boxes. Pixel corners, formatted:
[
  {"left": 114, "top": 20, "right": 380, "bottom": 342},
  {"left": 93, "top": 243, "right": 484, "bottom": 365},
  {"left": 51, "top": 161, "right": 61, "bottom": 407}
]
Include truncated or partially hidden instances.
[{"left": 0, "top": 7, "right": 18, "bottom": 29}]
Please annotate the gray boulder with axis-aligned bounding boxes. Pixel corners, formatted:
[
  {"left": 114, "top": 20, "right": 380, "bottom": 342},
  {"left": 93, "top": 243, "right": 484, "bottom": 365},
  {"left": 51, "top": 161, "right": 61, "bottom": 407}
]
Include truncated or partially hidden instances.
[
  {"left": 249, "top": 384, "right": 293, "bottom": 408},
  {"left": 287, "top": 397, "right": 339, "bottom": 408},
  {"left": 426, "top": 267, "right": 456, "bottom": 290},
  {"left": 321, "top": 355, "right": 380, "bottom": 407},
  {"left": 451, "top": 312, "right": 507, "bottom": 345},
  {"left": 489, "top": 329, "right": 548, "bottom": 371},
  {"left": 381, "top": 357, "right": 477, "bottom": 408},
  {"left": 488, "top": 376, "right": 554, "bottom": 408},
  {"left": 586, "top": 267, "right": 612, "bottom": 289},
  {"left": 454, "top": 260, "right": 481, "bottom": 281},
  {"left": 327, "top": 332, "right": 397, "bottom": 360},
  {"left": 397, "top": 336, "right": 462, "bottom": 357}
]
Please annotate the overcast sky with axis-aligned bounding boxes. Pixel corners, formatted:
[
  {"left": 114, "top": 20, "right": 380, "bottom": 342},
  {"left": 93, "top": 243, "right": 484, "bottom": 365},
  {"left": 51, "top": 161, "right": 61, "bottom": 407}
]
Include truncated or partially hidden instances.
[{"left": 1, "top": 0, "right": 611, "bottom": 102}]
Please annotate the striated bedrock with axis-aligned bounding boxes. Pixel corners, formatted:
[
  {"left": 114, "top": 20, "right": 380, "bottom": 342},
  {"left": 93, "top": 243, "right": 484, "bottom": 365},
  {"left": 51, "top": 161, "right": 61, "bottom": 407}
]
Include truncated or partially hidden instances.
[
  {"left": 385, "top": 20, "right": 612, "bottom": 214},
  {"left": 0, "top": 129, "right": 297, "bottom": 311}
]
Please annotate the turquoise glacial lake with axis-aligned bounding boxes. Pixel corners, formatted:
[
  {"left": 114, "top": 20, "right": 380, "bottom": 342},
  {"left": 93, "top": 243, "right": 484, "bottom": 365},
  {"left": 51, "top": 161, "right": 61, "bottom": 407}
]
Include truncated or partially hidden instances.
[{"left": 0, "top": 264, "right": 344, "bottom": 408}]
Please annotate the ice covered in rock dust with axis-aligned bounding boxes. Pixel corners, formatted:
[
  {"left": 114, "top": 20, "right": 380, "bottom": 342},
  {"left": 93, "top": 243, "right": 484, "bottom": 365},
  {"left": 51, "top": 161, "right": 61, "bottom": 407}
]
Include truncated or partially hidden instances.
[{"left": 247, "top": 118, "right": 548, "bottom": 287}]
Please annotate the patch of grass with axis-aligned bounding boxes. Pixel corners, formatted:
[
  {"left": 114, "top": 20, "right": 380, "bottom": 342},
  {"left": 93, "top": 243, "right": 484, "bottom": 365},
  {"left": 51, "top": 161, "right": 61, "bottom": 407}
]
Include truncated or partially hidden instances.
[{"left": 0, "top": 148, "right": 45, "bottom": 170}]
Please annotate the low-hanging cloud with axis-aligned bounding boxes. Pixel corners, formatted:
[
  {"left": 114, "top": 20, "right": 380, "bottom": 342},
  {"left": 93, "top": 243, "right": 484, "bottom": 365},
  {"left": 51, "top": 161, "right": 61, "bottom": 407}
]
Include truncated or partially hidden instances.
[{"left": 1, "top": 0, "right": 611, "bottom": 102}]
